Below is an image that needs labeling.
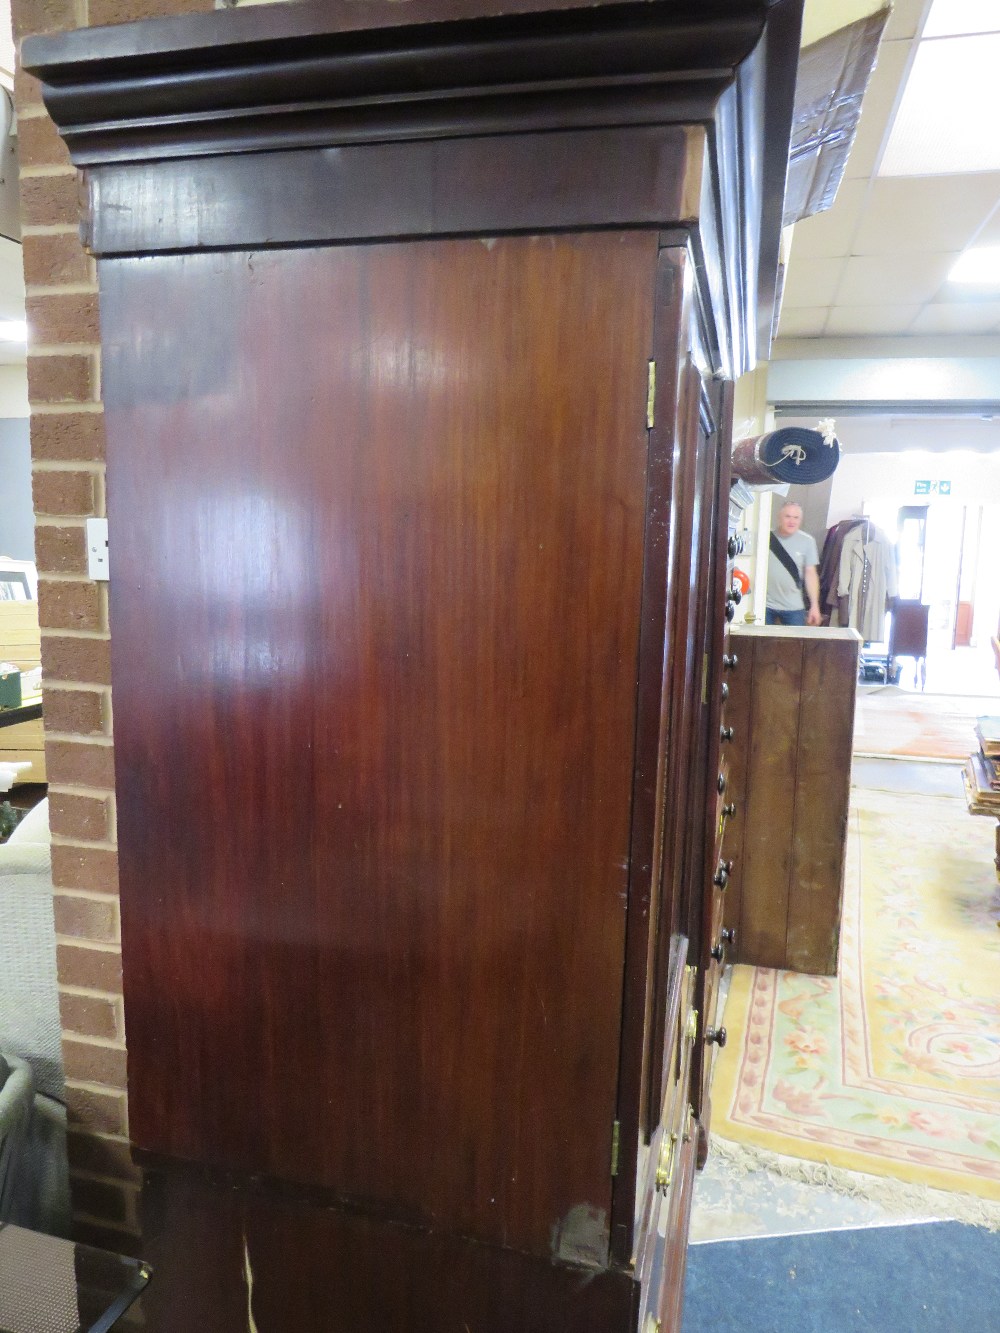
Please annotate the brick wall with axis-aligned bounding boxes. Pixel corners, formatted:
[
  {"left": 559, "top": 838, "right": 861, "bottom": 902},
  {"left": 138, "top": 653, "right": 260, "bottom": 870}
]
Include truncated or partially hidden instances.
[{"left": 12, "top": 0, "right": 215, "bottom": 1252}]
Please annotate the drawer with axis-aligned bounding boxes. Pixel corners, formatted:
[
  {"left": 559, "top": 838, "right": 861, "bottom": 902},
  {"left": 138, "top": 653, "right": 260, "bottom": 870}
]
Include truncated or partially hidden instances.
[{"left": 637, "top": 1121, "right": 698, "bottom": 1333}]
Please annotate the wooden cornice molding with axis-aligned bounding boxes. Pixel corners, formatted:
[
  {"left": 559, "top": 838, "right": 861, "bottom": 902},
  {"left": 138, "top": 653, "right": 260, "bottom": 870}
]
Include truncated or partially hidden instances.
[
  {"left": 24, "top": 0, "right": 768, "bottom": 166},
  {"left": 23, "top": 0, "right": 804, "bottom": 378}
]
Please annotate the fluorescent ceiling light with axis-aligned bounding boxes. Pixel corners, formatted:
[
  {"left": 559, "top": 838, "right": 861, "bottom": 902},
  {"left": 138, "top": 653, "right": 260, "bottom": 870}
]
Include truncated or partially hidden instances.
[
  {"left": 923, "top": 0, "right": 1000, "bottom": 38},
  {"left": 0, "top": 319, "right": 26, "bottom": 342},
  {"left": 949, "top": 247, "right": 1000, "bottom": 285},
  {"left": 879, "top": 32, "right": 1000, "bottom": 175}
]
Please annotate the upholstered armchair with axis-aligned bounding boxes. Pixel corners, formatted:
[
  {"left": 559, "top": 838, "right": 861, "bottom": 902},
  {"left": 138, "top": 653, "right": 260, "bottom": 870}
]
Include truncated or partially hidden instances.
[{"left": 0, "top": 799, "right": 71, "bottom": 1234}]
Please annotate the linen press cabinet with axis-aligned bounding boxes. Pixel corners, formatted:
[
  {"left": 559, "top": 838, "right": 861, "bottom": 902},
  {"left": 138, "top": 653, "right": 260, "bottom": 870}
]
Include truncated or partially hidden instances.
[{"left": 25, "top": 1, "right": 802, "bottom": 1327}]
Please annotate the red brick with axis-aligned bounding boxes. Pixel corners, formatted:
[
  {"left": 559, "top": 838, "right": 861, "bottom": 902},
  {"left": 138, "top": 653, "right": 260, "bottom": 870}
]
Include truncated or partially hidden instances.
[
  {"left": 50, "top": 789, "right": 111, "bottom": 841},
  {"left": 53, "top": 891, "right": 119, "bottom": 941},
  {"left": 52, "top": 846, "right": 119, "bottom": 896},
  {"left": 35, "top": 524, "right": 87, "bottom": 575},
  {"left": 63, "top": 1037, "right": 128, "bottom": 1089},
  {"left": 88, "top": 0, "right": 212, "bottom": 23},
  {"left": 43, "top": 684, "right": 106, "bottom": 735},
  {"left": 38, "top": 579, "right": 101, "bottom": 631},
  {"left": 57, "top": 942, "right": 122, "bottom": 993},
  {"left": 15, "top": 63, "right": 45, "bottom": 110},
  {"left": 31, "top": 411, "right": 106, "bottom": 463},
  {"left": 40, "top": 632, "right": 111, "bottom": 685},
  {"left": 60, "top": 991, "right": 120, "bottom": 1041},
  {"left": 27, "top": 291, "right": 100, "bottom": 345},
  {"left": 17, "top": 114, "right": 72, "bottom": 170},
  {"left": 12, "top": 0, "right": 76, "bottom": 40},
  {"left": 19, "top": 173, "right": 81, "bottom": 228},
  {"left": 66, "top": 1083, "right": 127, "bottom": 1136},
  {"left": 45, "top": 738, "right": 116, "bottom": 788},
  {"left": 67, "top": 1129, "right": 140, "bottom": 1182},
  {"left": 27, "top": 352, "right": 94, "bottom": 403},
  {"left": 23, "top": 232, "right": 92, "bottom": 287},
  {"left": 32, "top": 468, "right": 97, "bottom": 517}
]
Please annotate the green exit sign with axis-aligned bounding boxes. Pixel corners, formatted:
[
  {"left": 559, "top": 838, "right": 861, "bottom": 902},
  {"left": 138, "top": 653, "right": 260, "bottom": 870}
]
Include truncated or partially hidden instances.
[{"left": 914, "top": 480, "right": 951, "bottom": 495}]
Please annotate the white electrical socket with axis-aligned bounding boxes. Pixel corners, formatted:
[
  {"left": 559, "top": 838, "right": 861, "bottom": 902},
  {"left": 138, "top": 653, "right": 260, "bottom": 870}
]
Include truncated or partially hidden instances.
[{"left": 86, "top": 517, "right": 110, "bottom": 581}]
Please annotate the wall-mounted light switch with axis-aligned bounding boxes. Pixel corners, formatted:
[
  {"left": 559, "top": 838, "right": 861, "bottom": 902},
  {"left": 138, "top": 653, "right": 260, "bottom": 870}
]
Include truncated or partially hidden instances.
[{"left": 86, "top": 517, "right": 110, "bottom": 581}]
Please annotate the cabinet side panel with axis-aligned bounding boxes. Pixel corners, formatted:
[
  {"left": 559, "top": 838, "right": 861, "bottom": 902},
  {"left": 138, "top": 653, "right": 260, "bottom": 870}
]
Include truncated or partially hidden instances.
[
  {"left": 786, "top": 636, "right": 858, "bottom": 974},
  {"left": 739, "top": 636, "right": 802, "bottom": 968},
  {"left": 100, "top": 233, "right": 657, "bottom": 1258},
  {"left": 138, "top": 1167, "right": 639, "bottom": 1333}
]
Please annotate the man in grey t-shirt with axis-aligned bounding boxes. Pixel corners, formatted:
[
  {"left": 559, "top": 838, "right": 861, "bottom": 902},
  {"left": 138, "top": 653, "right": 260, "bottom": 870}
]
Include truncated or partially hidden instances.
[{"left": 766, "top": 501, "right": 821, "bottom": 626}]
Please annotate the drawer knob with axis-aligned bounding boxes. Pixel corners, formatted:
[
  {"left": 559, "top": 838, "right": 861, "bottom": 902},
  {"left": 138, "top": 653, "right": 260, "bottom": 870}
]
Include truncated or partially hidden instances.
[
  {"left": 722, "top": 653, "right": 739, "bottom": 671},
  {"left": 710, "top": 940, "right": 725, "bottom": 962},
  {"left": 722, "top": 801, "right": 736, "bottom": 818},
  {"left": 713, "top": 862, "right": 729, "bottom": 889},
  {"left": 706, "top": 1026, "right": 727, "bottom": 1048},
  {"left": 724, "top": 602, "right": 736, "bottom": 623},
  {"left": 720, "top": 682, "right": 729, "bottom": 702},
  {"left": 721, "top": 927, "right": 736, "bottom": 945},
  {"left": 727, "top": 535, "right": 738, "bottom": 559},
  {"left": 720, "top": 725, "right": 735, "bottom": 743},
  {"left": 716, "top": 773, "right": 726, "bottom": 795},
  {"left": 726, "top": 587, "right": 742, "bottom": 605}
]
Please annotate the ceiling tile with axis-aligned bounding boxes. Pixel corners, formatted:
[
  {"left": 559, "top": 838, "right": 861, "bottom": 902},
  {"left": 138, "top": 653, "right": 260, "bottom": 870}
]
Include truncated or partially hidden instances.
[
  {"left": 851, "top": 175, "right": 1000, "bottom": 255},
  {"left": 836, "top": 252, "right": 955, "bottom": 305},
  {"left": 791, "top": 179, "right": 868, "bottom": 259},
  {"left": 880, "top": 33, "right": 1000, "bottom": 176},
  {"left": 824, "top": 304, "right": 920, "bottom": 335},
  {"left": 923, "top": 0, "right": 1000, "bottom": 38},
  {"left": 781, "top": 257, "right": 846, "bottom": 308},
  {"left": 776, "top": 306, "right": 829, "bottom": 337},
  {"left": 967, "top": 206, "right": 1000, "bottom": 248},
  {"left": 909, "top": 302, "right": 1000, "bottom": 333},
  {"left": 844, "top": 39, "right": 912, "bottom": 179}
]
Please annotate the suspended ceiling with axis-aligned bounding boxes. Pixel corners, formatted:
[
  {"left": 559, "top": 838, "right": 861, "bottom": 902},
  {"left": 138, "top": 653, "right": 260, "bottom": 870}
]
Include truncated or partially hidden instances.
[{"left": 779, "top": 0, "right": 1000, "bottom": 340}]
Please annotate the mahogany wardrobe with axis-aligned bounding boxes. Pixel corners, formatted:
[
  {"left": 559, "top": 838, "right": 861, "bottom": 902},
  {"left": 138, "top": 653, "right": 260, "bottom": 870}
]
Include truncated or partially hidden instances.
[{"left": 26, "top": 1, "right": 802, "bottom": 1328}]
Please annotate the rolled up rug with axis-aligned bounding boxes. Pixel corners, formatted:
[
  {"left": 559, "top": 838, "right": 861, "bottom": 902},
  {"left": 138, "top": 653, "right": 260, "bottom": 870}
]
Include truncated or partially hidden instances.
[{"left": 731, "top": 425, "right": 840, "bottom": 485}]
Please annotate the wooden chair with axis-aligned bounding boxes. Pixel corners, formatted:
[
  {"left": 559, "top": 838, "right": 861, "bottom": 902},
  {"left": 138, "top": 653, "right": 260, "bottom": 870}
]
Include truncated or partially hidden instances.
[{"left": 889, "top": 600, "right": 929, "bottom": 690}]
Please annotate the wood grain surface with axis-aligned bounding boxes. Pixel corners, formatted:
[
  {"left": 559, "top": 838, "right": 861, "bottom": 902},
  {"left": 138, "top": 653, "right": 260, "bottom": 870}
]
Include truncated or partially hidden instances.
[{"left": 101, "top": 232, "right": 659, "bottom": 1259}]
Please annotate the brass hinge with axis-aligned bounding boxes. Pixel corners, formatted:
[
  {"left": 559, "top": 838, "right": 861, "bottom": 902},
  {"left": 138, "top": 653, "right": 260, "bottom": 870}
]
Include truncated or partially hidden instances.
[
  {"left": 646, "top": 360, "right": 656, "bottom": 429},
  {"left": 610, "top": 1119, "right": 621, "bottom": 1177}
]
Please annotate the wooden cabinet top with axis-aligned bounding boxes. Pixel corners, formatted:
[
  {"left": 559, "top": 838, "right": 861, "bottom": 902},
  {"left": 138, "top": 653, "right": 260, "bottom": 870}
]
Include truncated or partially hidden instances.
[{"left": 23, "top": 0, "right": 805, "bottom": 378}]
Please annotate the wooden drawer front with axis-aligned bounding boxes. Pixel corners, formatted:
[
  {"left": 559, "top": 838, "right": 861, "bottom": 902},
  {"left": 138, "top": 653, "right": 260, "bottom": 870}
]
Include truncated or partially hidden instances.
[
  {"left": 637, "top": 962, "right": 697, "bottom": 1333},
  {"left": 636, "top": 1129, "right": 697, "bottom": 1333}
]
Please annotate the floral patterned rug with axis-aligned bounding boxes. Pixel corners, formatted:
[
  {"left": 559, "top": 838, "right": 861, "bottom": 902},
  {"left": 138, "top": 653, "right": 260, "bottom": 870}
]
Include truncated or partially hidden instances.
[
  {"left": 712, "top": 787, "right": 1000, "bottom": 1202},
  {"left": 853, "top": 688, "right": 1000, "bottom": 761}
]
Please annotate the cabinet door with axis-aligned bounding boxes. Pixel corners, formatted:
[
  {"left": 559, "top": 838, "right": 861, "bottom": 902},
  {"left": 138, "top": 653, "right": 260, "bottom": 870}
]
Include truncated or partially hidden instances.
[{"left": 101, "top": 232, "right": 659, "bottom": 1260}]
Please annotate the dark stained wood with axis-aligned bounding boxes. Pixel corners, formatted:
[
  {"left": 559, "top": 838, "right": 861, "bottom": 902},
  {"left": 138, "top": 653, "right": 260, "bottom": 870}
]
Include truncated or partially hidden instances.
[
  {"left": 610, "top": 244, "right": 683, "bottom": 1264},
  {"left": 24, "top": 2, "right": 765, "bottom": 166},
  {"left": 103, "top": 232, "right": 658, "bottom": 1260},
  {"left": 739, "top": 635, "right": 802, "bottom": 968},
  {"left": 689, "top": 377, "right": 735, "bottom": 1126},
  {"left": 26, "top": 0, "right": 808, "bottom": 1322},
  {"left": 786, "top": 635, "right": 859, "bottom": 973},
  {"left": 720, "top": 639, "right": 752, "bottom": 945},
  {"left": 24, "top": 0, "right": 806, "bottom": 381},
  {"left": 138, "top": 1166, "right": 639, "bottom": 1333},
  {"left": 83, "top": 126, "right": 697, "bottom": 257}
]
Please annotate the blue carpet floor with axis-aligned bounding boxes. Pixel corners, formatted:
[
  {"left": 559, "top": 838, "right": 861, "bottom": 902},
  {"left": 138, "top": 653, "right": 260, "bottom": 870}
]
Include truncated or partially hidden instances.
[{"left": 682, "top": 1221, "right": 1000, "bottom": 1332}]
